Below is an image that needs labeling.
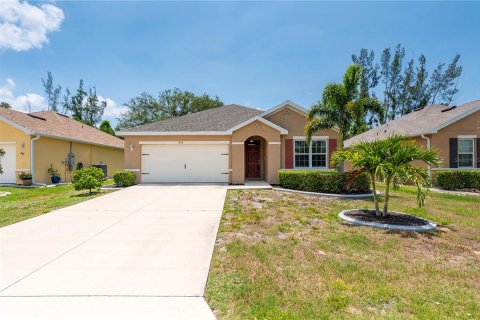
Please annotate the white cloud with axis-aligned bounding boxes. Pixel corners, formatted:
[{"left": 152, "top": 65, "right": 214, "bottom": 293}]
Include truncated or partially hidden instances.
[
  {"left": 0, "top": 78, "right": 46, "bottom": 112},
  {"left": 99, "top": 96, "right": 127, "bottom": 118},
  {"left": 0, "top": 0, "right": 64, "bottom": 51}
]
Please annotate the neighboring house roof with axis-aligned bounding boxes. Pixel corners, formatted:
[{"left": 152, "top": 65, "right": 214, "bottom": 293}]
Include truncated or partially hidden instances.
[
  {"left": 344, "top": 100, "right": 480, "bottom": 147},
  {"left": 118, "top": 104, "right": 272, "bottom": 135},
  {"left": 0, "top": 108, "right": 124, "bottom": 149}
]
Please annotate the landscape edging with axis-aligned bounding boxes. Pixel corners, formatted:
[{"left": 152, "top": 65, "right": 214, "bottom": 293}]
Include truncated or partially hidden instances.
[{"left": 273, "top": 187, "right": 378, "bottom": 199}]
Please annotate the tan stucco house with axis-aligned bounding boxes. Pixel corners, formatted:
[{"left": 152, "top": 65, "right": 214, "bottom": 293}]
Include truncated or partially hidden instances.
[
  {"left": 344, "top": 100, "right": 480, "bottom": 171},
  {"left": 0, "top": 108, "right": 124, "bottom": 185},
  {"left": 118, "top": 101, "right": 339, "bottom": 185}
]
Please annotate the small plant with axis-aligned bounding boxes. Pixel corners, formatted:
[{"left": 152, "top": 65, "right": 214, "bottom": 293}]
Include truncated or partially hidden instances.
[
  {"left": 18, "top": 171, "right": 33, "bottom": 186},
  {"left": 47, "top": 164, "right": 60, "bottom": 177},
  {"left": 0, "top": 148, "right": 5, "bottom": 175},
  {"left": 72, "top": 167, "right": 104, "bottom": 193},
  {"left": 113, "top": 170, "right": 136, "bottom": 187}
]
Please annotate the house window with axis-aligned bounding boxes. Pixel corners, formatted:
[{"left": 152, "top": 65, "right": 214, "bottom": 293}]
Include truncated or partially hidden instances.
[
  {"left": 294, "top": 139, "right": 327, "bottom": 168},
  {"left": 458, "top": 138, "right": 474, "bottom": 168}
]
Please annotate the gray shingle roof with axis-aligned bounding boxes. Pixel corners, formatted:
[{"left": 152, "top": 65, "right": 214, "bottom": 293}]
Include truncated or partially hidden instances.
[
  {"left": 344, "top": 100, "right": 480, "bottom": 147},
  {"left": 122, "top": 104, "right": 264, "bottom": 132}
]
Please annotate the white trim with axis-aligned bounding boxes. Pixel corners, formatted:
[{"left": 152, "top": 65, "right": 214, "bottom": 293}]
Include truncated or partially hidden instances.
[
  {"left": 293, "top": 136, "right": 329, "bottom": 140},
  {"left": 226, "top": 116, "right": 288, "bottom": 134},
  {"left": 232, "top": 142, "right": 244, "bottom": 145},
  {"left": 31, "top": 132, "right": 124, "bottom": 150},
  {"left": 15, "top": 169, "right": 30, "bottom": 171},
  {"left": 432, "top": 167, "right": 480, "bottom": 171},
  {"left": 457, "top": 135, "right": 478, "bottom": 139},
  {"left": 457, "top": 138, "right": 475, "bottom": 169},
  {"left": 260, "top": 100, "right": 308, "bottom": 118},
  {"left": 268, "top": 142, "right": 281, "bottom": 145},
  {"left": 125, "top": 168, "right": 140, "bottom": 172},
  {"left": 0, "top": 116, "right": 32, "bottom": 134},
  {"left": 293, "top": 138, "right": 328, "bottom": 169},
  {"left": 139, "top": 140, "right": 230, "bottom": 145},
  {"left": 0, "top": 142, "right": 16, "bottom": 145},
  {"left": 429, "top": 105, "right": 480, "bottom": 133},
  {"left": 117, "top": 131, "right": 229, "bottom": 136}
]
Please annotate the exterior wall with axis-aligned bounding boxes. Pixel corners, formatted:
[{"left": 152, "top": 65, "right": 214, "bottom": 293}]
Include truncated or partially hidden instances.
[
  {"left": 431, "top": 110, "right": 480, "bottom": 169},
  {"left": 231, "top": 120, "right": 281, "bottom": 184},
  {"left": 34, "top": 137, "right": 123, "bottom": 184},
  {"left": 0, "top": 121, "right": 31, "bottom": 183},
  {"left": 123, "top": 135, "right": 232, "bottom": 183},
  {"left": 265, "top": 105, "right": 339, "bottom": 169}
]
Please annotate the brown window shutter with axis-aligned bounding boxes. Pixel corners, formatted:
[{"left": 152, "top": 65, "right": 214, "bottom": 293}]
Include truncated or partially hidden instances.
[
  {"left": 328, "top": 139, "right": 338, "bottom": 168},
  {"left": 449, "top": 138, "right": 458, "bottom": 168},
  {"left": 477, "top": 138, "right": 480, "bottom": 168},
  {"left": 285, "top": 139, "right": 293, "bottom": 169}
]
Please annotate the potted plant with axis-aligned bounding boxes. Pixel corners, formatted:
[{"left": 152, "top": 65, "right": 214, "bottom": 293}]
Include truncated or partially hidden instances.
[
  {"left": 18, "top": 172, "right": 33, "bottom": 186},
  {"left": 48, "top": 164, "right": 61, "bottom": 184}
]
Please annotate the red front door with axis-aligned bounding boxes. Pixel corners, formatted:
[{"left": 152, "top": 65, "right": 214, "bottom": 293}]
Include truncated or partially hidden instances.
[{"left": 246, "top": 142, "right": 261, "bottom": 179}]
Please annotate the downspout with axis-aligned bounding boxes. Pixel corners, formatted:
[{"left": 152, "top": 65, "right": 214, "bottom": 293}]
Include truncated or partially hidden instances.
[
  {"left": 30, "top": 134, "right": 41, "bottom": 184},
  {"left": 421, "top": 134, "right": 431, "bottom": 177}
]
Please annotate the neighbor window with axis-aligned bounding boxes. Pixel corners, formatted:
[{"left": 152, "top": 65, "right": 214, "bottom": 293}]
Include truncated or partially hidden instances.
[
  {"left": 458, "top": 138, "right": 474, "bottom": 168},
  {"left": 294, "top": 139, "right": 327, "bottom": 168}
]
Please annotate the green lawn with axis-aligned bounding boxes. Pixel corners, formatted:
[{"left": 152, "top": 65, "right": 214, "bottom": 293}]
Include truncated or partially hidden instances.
[
  {"left": 206, "top": 185, "right": 480, "bottom": 319},
  {"left": 0, "top": 180, "right": 115, "bottom": 227}
]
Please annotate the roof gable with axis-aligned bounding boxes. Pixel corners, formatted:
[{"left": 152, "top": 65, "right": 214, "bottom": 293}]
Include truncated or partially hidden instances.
[{"left": 260, "top": 100, "right": 307, "bottom": 118}]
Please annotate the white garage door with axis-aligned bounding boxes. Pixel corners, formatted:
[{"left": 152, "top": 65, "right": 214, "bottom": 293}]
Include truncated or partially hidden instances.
[
  {"left": 141, "top": 143, "right": 229, "bottom": 183},
  {"left": 0, "top": 143, "right": 17, "bottom": 184}
]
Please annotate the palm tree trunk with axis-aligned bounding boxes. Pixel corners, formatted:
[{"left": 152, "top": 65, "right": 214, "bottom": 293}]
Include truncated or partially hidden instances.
[
  {"left": 337, "top": 132, "right": 345, "bottom": 173},
  {"left": 371, "top": 174, "right": 380, "bottom": 216},
  {"left": 383, "top": 177, "right": 391, "bottom": 217}
]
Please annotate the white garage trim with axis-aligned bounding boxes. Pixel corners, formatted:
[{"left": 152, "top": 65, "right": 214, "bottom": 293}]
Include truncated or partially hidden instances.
[
  {"left": 139, "top": 141, "right": 230, "bottom": 145},
  {"left": 0, "top": 141, "right": 16, "bottom": 144}
]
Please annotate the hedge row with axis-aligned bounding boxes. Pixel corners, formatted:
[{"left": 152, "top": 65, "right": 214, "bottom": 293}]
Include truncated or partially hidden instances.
[
  {"left": 435, "top": 170, "right": 480, "bottom": 190},
  {"left": 278, "top": 170, "right": 371, "bottom": 194},
  {"left": 113, "top": 170, "right": 136, "bottom": 187}
]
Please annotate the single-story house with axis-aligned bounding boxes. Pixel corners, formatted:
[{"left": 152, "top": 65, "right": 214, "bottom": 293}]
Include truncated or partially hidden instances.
[
  {"left": 0, "top": 108, "right": 124, "bottom": 185},
  {"left": 118, "top": 101, "right": 339, "bottom": 184},
  {"left": 344, "top": 100, "right": 480, "bottom": 170}
]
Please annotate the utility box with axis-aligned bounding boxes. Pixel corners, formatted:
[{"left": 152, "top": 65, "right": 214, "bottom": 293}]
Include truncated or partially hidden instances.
[{"left": 92, "top": 164, "right": 107, "bottom": 179}]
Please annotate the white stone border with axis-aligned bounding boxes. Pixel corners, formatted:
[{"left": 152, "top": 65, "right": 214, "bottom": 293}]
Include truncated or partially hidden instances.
[
  {"left": 273, "top": 187, "right": 378, "bottom": 199},
  {"left": 339, "top": 209, "right": 437, "bottom": 232},
  {"left": 0, "top": 191, "right": 11, "bottom": 197}
]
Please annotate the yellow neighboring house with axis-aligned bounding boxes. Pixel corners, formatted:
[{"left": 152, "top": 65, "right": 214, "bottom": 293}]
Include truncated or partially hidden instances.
[{"left": 0, "top": 108, "right": 124, "bottom": 185}]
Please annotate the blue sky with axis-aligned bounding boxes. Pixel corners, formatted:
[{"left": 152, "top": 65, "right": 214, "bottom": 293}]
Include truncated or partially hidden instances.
[{"left": 1, "top": 1, "right": 479, "bottom": 125}]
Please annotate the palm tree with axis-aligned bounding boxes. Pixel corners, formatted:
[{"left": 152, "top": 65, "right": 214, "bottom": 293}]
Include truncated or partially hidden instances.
[
  {"left": 378, "top": 135, "right": 440, "bottom": 216},
  {"left": 304, "top": 64, "right": 384, "bottom": 149},
  {"left": 333, "top": 135, "right": 440, "bottom": 217},
  {"left": 332, "top": 140, "right": 384, "bottom": 214}
]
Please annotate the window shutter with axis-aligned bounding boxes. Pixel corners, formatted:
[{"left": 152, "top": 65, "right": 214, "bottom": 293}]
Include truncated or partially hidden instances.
[
  {"left": 477, "top": 138, "right": 480, "bottom": 168},
  {"left": 449, "top": 138, "right": 458, "bottom": 168},
  {"left": 285, "top": 139, "right": 293, "bottom": 169},
  {"left": 328, "top": 139, "right": 338, "bottom": 168}
]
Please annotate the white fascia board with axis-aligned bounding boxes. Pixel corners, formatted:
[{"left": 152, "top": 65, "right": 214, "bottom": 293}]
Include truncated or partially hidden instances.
[
  {"left": 32, "top": 132, "right": 124, "bottom": 150},
  {"left": 139, "top": 141, "right": 230, "bottom": 145},
  {"left": 0, "top": 116, "right": 32, "bottom": 134},
  {"left": 227, "top": 116, "right": 288, "bottom": 134},
  {"left": 117, "top": 131, "right": 231, "bottom": 136},
  {"left": 260, "top": 100, "right": 308, "bottom": 118},
  {"left": 429, "top": 105, "right": 480, "bottom": 133},
  {"left": 293, "top": 136, "right": 329, "bottom": 140}
]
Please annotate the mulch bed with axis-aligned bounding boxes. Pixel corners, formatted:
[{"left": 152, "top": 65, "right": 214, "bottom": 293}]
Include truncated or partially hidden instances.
[{"left": 345, "top": 209, "right": 429, "bottom": 227}]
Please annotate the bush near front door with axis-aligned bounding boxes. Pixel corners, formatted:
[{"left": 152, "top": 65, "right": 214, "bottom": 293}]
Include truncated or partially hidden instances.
[{"left": 435, "top": 170, "right": 480, "bottom": 190}]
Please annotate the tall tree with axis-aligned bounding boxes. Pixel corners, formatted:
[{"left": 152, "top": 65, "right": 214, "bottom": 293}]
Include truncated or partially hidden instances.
[
  {"left": 352, "top": 44, "right": 463, "bottom": 122},
  {"left": 305, "top": 64, "right": 384, "bottom": 149},
  {"left": 117, "top": 89, "right": 224, "bottom": 129},
  {"left": 99, "top": 120, "right": 116, "bottom": 136},
  {"left": 42, "top": 72, "right": 62, "bottom": 112},
  {"left": 0, "top": 102, "right": 11, "bottom": 109}
]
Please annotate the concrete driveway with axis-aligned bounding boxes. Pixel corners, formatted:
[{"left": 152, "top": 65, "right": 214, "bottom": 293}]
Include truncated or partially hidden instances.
[{"left": 0, "top": 184, "right": 227, "bottom": 319}]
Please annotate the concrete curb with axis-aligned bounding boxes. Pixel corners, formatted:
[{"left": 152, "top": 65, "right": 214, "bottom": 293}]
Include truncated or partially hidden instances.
[
  {"left": 430, "top": 187, "right": 479, "bottom": 197},
  {"left": 273, "top": 187, "right": 378, "bottom": 199},
  {"left": 0, "top": 191, "right": 12, "bottom": 197},
  {"left": 339, "top": 209, "right": 437, "bottom": 232}
]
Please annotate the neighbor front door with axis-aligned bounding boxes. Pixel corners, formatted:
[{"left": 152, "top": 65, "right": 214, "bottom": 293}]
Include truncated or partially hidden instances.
[{"left": 246, "top": 143, "right": 261, "bottom": 179}]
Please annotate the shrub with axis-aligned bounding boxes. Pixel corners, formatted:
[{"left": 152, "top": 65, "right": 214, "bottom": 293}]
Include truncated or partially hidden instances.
[
  {"left": 278, "top": 170, "right": 370, "bottom": 194},
  {"left": 435, "top": 170, "right": 480, "bottom": 190},
  {"left": 72, "top": 167, "right": 104, "bottom": 193},
  {"left": 113, "top": 170, "right": 136, "bottom": 187}
]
